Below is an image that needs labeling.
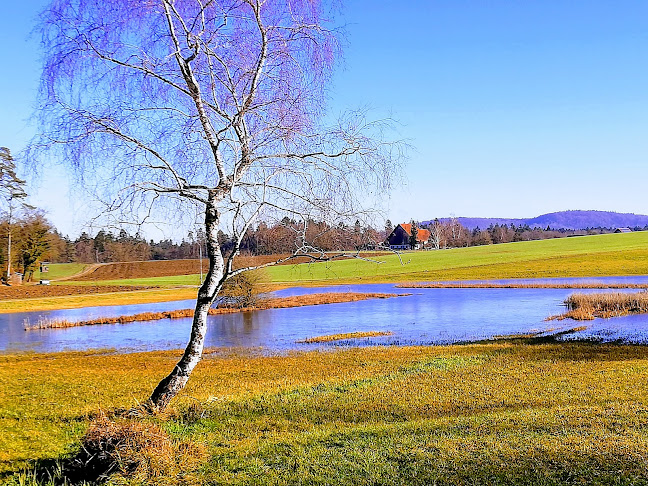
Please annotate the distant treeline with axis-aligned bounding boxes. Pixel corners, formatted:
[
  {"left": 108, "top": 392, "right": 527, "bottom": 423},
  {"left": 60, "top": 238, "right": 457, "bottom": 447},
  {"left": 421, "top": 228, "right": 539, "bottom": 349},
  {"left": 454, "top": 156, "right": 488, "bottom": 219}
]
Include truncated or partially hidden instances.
[
  {"left": 3, "top": 211, "right": 646, "bottom": 272},
  {"left": 8, "top": 218, "right": 383, "bottom": 265},
  {"left": 413, "top": 218, "right": 647, "bottom": 249}
]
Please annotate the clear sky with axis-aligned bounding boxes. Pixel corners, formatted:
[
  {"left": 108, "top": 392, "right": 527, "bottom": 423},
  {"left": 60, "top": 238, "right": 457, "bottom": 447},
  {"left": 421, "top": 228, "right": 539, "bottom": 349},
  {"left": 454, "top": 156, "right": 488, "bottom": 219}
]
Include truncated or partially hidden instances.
[{"left": 1, "top": 0, "right": 647, "bottom": 237}]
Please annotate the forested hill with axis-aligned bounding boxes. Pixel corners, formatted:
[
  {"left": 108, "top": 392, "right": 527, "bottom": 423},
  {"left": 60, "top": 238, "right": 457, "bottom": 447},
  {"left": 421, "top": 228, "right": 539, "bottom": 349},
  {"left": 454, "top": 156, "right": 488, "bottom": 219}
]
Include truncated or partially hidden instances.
[{"left": 432, "top": 211, "right": 648, "bottom": 230}]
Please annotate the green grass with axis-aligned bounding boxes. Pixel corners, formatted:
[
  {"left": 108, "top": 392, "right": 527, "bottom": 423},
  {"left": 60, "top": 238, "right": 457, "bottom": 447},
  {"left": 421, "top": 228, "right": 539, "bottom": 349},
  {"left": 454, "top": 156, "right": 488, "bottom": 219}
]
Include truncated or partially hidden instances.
[
  {"left": 35, "top": 263, "right": 87, "bottom": 281},
  {"left": 267, "top": 231, "right": 648, "bottom": 284},
  {"left": 4, "top": 343, "right": 648, "bottom": 484},
  {"left": 55, "top": 274, "right": 203, "bottom": 287},
  {"left": 6, "top": 232, "right": 646, "bottom": 314},
  {"left": 47, "top": 232, "right": 648, "bottom": 289}
]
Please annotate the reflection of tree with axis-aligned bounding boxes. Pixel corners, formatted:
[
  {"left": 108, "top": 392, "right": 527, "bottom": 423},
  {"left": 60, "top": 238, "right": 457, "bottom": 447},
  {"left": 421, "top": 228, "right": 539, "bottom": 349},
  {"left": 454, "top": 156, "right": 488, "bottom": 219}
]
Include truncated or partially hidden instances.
[{"left": 241, "top": 312, "right": 255, "bottom": 334}]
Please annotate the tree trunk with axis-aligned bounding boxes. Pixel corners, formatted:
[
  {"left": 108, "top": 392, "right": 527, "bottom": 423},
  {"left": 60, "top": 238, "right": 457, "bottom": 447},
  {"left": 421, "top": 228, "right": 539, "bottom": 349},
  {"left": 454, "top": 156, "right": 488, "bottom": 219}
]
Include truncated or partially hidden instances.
[
  {"left": 147, "top": 200, "right": 223, "bottom": 411},
  {"left": 6, "top": 229, "right": 11, "bottom": 277},
  {"left": 6, "top": 204, "right": 12, "bottom": 277}
]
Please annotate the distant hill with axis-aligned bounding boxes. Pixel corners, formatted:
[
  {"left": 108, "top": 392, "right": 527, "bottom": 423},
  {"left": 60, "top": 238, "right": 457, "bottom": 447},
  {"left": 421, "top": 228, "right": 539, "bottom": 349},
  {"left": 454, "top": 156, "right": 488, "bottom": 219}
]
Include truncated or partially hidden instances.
[{"left": 425, "top": 211, "right": 648, "bottom": 231}]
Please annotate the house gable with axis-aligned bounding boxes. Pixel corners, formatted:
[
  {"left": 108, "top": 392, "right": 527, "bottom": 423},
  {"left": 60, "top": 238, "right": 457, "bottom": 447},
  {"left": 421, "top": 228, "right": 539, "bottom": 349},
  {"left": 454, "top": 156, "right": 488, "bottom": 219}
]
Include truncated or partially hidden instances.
[{"left": 387, "top": 223, "right": 431, "bottom": 249}]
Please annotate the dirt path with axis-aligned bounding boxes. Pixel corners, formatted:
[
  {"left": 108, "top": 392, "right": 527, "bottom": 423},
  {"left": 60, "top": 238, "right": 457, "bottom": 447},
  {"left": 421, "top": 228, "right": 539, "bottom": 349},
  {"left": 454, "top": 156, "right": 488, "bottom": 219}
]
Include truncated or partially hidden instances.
[{"left": 55, "top": 263, "right": 106, "bottom": 281}]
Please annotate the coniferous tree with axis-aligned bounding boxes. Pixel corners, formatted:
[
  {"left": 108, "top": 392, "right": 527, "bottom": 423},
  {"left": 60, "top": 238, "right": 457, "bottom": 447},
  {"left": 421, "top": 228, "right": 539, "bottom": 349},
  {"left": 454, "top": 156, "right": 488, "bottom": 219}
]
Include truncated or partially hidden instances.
[{"left": 409, "top": 220, "right": 419, "bottom": 250}]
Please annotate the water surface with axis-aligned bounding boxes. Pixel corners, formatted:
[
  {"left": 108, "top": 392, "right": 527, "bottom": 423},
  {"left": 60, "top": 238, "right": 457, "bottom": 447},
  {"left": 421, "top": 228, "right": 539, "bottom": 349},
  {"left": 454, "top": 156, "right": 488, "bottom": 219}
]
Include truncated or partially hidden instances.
[{"left": 2, "top": 277, "right": 648, "bottom": 353}]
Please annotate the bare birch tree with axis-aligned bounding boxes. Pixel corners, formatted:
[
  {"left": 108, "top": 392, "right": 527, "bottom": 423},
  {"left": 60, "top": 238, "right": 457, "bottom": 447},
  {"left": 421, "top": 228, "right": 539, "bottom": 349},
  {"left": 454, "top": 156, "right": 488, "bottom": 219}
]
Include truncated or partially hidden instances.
[
  {"left": 429, "top": 218, "right": 444, "bottom": 250},
  {"left": 33, "top": 0, "right": 403, "bottom": 410}
]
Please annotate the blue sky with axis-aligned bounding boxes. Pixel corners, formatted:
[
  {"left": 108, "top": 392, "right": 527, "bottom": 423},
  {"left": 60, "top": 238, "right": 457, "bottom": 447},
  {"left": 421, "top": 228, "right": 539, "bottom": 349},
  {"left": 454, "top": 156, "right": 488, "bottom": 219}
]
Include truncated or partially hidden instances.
[{"left": 1, "top": 0, "right": 647, "bottom": 237}]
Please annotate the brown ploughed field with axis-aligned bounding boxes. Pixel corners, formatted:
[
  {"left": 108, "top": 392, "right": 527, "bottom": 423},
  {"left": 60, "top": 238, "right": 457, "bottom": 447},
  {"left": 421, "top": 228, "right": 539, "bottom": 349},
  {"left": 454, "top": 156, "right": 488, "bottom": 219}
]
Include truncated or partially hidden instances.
[
  {"left": 73, "top": 256, "right": 301, "bottom": 280},
  {"left": 72, "top": 253, "right": 386, "bottom": 281},
  {"left": 0, "top": 285, "right": 157, "bottom": 300},
  {"left": 73, "top": 259, "right": 209, "bottom": 280}
]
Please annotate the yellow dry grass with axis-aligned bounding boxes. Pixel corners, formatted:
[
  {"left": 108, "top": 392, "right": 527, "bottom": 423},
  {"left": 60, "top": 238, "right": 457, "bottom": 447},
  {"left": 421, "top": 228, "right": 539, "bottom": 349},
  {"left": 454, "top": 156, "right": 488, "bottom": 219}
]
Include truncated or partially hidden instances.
[
  {"left": 398, "top": 282, "right": 648, "bottom": 289},
  {"left": 4, "top": 343, "right": 648, "bottom": 484},
  {"left": 0, "top": 287, "right": 199, "bottom": 314},
  {"left": 549, "top": 291, "right": 648, "bottom": 320},
  {"left": 297, "top": 331, "right": 394, "bottom": 343}
]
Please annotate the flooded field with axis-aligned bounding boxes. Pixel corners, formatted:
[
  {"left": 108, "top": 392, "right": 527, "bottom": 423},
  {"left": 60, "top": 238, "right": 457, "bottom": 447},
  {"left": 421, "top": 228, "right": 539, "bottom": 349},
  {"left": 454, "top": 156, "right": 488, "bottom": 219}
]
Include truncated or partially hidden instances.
[{"left": 2, "top": 277, "right": 648, "bottom": 352}]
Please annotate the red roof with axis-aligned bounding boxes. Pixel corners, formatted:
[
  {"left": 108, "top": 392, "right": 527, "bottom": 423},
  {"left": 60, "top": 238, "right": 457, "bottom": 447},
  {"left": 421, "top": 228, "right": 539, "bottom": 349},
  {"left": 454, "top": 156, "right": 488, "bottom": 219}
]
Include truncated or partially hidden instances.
[{"left": 399, "top": 224, "right": 430, "bottom": 243}]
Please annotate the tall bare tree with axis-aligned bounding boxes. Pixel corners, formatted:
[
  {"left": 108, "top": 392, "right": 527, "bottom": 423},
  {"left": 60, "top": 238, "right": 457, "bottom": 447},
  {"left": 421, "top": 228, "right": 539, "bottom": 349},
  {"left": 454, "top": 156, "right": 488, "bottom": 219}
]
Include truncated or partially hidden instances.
[
  {"left": 33, "top": 0, "right": 403, "bottom": 410},
  {"left": 0, "top": 147, "right": 29, "bottom": 280},
  {"left": 429, "top": 218, "right": 444, "bottom": 250}
]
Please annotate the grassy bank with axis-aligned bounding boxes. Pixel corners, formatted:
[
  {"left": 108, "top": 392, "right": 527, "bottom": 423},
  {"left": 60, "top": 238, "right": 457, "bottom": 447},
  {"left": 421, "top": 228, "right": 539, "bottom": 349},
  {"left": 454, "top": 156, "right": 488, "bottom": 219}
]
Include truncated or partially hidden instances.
[
  {"left": 0, "top": 287, "right": 199, "bottom": 314},
  {"left": 267, "top": 231, "right": 648, "bottom": 284},
  {"left": 4, "top": 232, "right": 648, "bottom": 313},
  {"left": 3, "top": 342, "right": 648, "bottom": 484},
  {"left": 397, "top": 282, "right": 648, "bottom": 289}
]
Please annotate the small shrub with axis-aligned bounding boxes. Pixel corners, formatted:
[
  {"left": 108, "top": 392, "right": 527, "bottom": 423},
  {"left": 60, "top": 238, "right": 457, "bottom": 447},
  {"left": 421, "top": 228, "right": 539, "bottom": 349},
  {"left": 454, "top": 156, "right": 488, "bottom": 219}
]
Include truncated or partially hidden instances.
[
  {"left": 216, "top": 270, "right": 269, "bottom": 308},
  {"left": 68, "top": 416, "right": 174, "bottom": 482}
]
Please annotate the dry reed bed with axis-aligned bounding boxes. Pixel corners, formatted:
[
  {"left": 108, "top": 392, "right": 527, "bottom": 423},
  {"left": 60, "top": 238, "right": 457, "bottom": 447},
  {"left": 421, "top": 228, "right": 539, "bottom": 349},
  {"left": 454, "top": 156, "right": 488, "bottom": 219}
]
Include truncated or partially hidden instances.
[
  {"left": 24, "top": 292, "right": 406, "bottom": 330},
  {"left": 397, "top": 282, "right": 648, "bottom": 289},
  {"left": 548, "top": 291, "right": 648, "bottom": 320},
  {"left": 297, "top": 331, "right": 394, "bottom": 343}
]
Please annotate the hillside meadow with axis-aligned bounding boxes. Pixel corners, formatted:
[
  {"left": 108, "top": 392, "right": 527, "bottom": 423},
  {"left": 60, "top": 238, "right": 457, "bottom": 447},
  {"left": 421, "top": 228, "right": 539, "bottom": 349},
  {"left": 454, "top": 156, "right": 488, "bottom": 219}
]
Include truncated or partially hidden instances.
[
  {"left": 266, "top": 231, "right": 648, "bottom": 284},
  {"left": 2, "top": 231, "right": 647, "bottom": 313},
  {"left": 3, "top": 342, "right": 648, "bottom": 484},
  {"left": 3, "top": 232, "right": 648, "bottom": 483}
]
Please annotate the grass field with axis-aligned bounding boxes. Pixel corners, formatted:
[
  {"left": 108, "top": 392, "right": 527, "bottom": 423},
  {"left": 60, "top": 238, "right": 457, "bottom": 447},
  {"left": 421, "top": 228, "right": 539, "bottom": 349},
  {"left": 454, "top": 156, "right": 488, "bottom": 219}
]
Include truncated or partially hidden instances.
[
  {"left": 46, "top": 232, "right": 648, "bottom": 289},
  {"left": 34, "top": 263, "right": 88, "bottom": 281},
  {"left": 0, "top": 288, "right": 199, "bottom": 313},
  {"left": 266, "top": 231, "right": 648, "bottom": 284},
  {"left": 3, "top": 232, "right": 647, "bottom": 313},
  {"left": 3, "top": 342, "right": 648, "bottom": 485},
  {"left": 54, "top": 274, "right": 203, "bottom": 287}
]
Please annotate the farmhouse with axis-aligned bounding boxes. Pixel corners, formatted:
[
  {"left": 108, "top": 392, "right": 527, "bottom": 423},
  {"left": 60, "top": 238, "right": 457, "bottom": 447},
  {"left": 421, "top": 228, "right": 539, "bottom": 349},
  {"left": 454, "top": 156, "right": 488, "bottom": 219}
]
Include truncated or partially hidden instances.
[
  {"left": 386, "top": 223, "right": 431, "bottom": 250},
  {"left": 615, "top": 227, "right": 632, "bottom": 233}
]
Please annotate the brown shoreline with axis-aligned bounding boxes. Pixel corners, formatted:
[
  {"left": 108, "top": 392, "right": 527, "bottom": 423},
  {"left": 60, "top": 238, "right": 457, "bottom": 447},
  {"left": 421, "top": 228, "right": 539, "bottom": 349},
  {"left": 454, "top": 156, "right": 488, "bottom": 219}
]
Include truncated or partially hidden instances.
[
  {"left": 397, "top": 282, "right": 648, "bottom": 289},
  {"left": 24, "top": 292, "right": 409, "bottom": 330}
]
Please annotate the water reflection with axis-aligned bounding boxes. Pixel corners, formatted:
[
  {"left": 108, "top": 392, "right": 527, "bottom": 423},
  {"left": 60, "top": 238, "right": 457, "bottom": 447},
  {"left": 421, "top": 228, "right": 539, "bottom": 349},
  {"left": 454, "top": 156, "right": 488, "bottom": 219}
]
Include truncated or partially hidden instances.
[{"left": 2, "top": 277, "right": 648, "bottom": 353}]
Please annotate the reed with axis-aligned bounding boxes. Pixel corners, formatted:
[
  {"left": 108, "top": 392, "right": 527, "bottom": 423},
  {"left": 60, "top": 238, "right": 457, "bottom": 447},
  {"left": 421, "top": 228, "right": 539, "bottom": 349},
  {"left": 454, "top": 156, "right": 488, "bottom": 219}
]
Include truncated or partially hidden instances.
[
  {"left": 23, "top": 292, "right": 405, "bottom": 330},
  {"left": 297, "top": 331, "right": 394, "bottom": 343},
  {"left": 548, "top": 291, "right": 648, "bottom": 320}
]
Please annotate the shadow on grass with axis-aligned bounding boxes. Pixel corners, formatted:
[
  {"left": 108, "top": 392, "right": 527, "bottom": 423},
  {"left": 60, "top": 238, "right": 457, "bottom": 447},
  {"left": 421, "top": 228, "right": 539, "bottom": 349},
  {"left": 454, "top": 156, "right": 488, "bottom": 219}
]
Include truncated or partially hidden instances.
[
  {"left": 10, "top": 423, "right": 648, "bottom": 486},
  {"left": 3, "top": 414, "right": 185, "bottom": 486},
  {"left": 191, "top": 420, "right": 648, "bottom": 485},
  {"left": 472, "top": 331, "right": 648, "bottom": 363}
]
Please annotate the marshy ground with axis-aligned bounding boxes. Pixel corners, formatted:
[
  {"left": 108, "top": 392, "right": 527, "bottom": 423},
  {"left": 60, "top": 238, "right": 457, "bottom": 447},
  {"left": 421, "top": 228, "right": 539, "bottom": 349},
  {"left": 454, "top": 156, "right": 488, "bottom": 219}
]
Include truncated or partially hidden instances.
[
  {"left": 23, "top": 292, "right": 406, "bottom": 330},
  {"left": 3, "top": 341, "right": 648, "bottom": 485},
  {"left": 549, "top": 290, "right": 648, "bottom": 321},
  {"left": 5, "top": 233, "right": 648, "bottom": 483}
]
